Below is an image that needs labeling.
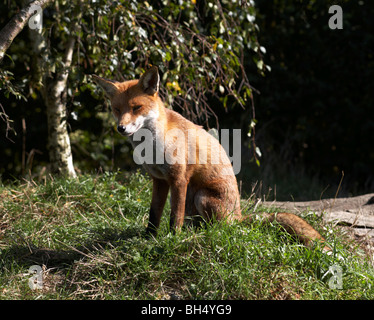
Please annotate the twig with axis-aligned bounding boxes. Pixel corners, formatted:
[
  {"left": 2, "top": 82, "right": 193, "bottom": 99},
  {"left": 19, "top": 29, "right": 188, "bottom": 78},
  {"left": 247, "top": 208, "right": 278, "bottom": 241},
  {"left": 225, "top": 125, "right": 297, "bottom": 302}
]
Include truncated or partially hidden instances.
[
  {"left": 0, "top": 102, "right": 15, "bottom": 143},
  {"left": 330, "top": 171, "right": 345, "bottom": 211}
]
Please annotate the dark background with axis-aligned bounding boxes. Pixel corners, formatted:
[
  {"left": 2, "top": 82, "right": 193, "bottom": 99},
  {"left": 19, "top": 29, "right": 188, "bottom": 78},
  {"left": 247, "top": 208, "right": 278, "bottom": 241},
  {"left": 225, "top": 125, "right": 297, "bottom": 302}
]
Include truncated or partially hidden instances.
[{"left": 250, "top": 0, "right": 374, "bottom": 199}]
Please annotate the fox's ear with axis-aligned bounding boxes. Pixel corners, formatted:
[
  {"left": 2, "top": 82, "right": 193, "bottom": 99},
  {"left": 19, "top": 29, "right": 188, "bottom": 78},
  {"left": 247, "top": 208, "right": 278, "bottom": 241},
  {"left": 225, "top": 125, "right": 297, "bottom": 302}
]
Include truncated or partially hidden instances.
[
  {"left": 92, "top": 75, "right": 119, "bottom": 99},
  {"left": 139, "top": 66, "right": 159, "bottom": 95}
]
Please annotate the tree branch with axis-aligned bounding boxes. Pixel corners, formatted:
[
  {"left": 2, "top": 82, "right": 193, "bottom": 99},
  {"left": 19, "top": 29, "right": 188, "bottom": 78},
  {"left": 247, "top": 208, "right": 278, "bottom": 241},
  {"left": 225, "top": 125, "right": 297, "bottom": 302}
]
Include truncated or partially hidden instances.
[{"left": 0, "top": 0, "right": 53, "bottom": 62}]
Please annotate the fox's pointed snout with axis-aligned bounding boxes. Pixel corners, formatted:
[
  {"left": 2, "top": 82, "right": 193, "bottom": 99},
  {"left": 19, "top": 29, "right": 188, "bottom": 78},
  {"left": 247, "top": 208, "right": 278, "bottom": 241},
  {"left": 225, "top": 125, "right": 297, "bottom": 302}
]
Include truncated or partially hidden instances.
[{"left": 117, "top": 125, "right": 131, "bottom": 136}]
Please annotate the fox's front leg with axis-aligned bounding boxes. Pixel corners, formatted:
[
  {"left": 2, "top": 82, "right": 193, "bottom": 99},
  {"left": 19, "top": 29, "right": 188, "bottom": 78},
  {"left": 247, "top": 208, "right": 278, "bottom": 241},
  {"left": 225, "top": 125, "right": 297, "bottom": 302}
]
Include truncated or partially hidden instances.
[
  {"left": 146, "top": 178, "right": 170, "bottom": 235},
  {"left": 169, "top": 180, "right": 188, "bottom": 231}
]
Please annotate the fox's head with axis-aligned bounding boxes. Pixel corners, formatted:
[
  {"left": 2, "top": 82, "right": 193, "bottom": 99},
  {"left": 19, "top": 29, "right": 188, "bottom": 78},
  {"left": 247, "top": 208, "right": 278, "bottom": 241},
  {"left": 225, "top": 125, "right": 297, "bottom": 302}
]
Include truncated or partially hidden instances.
[{"left": 93, "top": 66, "right": 161, "bottom": 136}]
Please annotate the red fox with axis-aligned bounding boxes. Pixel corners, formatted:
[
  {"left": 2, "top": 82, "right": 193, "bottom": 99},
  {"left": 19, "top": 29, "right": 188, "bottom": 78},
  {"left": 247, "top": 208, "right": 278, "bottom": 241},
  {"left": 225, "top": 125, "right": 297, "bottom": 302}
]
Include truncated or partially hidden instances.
[{"left": 93, "top": 66, "right": 330, "bottom": 251}]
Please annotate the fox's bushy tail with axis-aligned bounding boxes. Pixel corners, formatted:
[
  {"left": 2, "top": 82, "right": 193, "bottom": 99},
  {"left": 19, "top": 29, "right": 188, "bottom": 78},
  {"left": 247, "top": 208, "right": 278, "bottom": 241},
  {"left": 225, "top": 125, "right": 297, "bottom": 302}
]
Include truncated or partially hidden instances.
[{"left": 243, "top": 212, "right": 331, "bottom": 252}]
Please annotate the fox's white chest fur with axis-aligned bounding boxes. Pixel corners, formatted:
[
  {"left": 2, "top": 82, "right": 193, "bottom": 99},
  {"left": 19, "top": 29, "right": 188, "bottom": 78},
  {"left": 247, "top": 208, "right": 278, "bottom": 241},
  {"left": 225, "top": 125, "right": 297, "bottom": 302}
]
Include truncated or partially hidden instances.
[{"left": 128, "top": 108, "right": 171, "bottom": 180}]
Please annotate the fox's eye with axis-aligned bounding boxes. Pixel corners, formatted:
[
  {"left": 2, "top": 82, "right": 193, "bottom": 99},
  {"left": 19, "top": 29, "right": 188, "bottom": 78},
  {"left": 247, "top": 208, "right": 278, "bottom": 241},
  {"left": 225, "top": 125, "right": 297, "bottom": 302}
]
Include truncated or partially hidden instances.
[
  {"left": 133, "top": 105, "right": 142, "bottom": 112},
  {"left": 113, "top": 107, "right": 120, "bottom": 113}
]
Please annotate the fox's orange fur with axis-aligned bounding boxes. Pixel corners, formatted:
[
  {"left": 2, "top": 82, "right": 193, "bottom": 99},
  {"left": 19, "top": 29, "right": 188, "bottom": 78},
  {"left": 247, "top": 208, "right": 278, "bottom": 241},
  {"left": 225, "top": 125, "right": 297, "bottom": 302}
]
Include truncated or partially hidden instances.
[{"left": 93, "top": 67, "right": 330, "bottom": 251}]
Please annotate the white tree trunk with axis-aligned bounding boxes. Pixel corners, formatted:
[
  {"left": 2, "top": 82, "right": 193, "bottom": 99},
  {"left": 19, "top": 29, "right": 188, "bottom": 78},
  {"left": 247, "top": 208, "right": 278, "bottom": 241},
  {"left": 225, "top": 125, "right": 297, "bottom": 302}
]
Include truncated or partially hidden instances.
[
  {"left": 27, "top": 3, "right": 77, "bottom": 178},
  {"left": 43, "top": 37, "right": 77, "bottom": 177}
]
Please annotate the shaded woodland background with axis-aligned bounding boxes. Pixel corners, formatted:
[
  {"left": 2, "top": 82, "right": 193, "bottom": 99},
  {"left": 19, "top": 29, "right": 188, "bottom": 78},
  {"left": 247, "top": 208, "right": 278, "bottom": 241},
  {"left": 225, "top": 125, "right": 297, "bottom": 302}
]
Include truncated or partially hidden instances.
[{"left": 0, "top": 0, "right": 373, "bottom": 200}]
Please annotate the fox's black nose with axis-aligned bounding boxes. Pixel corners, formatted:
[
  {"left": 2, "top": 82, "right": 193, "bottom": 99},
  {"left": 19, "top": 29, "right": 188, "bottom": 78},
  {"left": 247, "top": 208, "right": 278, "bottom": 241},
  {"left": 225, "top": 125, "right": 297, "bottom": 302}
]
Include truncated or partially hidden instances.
[{"left": 117, "top": 125, "right": 126, "bottom": 134}]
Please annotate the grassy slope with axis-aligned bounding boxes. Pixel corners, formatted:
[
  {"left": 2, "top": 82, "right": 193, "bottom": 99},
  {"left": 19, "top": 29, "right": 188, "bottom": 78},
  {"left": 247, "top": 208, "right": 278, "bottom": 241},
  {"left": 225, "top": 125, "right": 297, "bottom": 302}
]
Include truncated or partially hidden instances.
[{"left": 0, "top": 171, "right": 373, "bottom": 300}]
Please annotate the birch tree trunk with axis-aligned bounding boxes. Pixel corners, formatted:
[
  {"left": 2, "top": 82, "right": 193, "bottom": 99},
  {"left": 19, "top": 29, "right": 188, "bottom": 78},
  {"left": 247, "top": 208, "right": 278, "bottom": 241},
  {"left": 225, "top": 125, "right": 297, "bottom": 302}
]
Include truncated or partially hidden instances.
[
  {"left": 1, "top": 0, "right": 76, "bottom": 177},
  {"left": 43, "top": 36, "right": 77, "bottom": 178},
  {"left": 27, "top": 2, "right": 78, "bottom": 178}
]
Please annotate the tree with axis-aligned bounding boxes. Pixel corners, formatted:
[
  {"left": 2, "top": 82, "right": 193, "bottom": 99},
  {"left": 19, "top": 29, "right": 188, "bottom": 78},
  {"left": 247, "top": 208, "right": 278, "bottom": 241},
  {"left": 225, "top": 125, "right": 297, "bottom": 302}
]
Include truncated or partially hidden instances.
[
  {"left": 0, "top": 0, "right": 53, "bottom": 143},
  {"left": 0, "top": 0, "right": 265, "bottom": 179},
  {"left": 1, "top": 0, "right": 77, "bottom": 177},
  {"left": 28, "top": 2, "right": 80, "bottom": 178}
]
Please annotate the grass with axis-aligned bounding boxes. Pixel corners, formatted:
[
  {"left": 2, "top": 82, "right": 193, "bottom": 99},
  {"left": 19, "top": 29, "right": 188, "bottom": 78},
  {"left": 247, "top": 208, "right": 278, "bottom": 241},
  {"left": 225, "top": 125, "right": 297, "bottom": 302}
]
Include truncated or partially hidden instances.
[{"left": 0, "top": 171, "right": 373, "bottom": 300}]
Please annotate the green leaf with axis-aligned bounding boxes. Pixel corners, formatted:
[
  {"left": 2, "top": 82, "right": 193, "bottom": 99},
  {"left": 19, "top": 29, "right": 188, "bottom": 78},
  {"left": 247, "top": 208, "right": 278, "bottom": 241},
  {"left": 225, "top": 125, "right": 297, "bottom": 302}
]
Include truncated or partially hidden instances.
[{"left": 165, "top": 51, "right": 172, "bottom": 62}]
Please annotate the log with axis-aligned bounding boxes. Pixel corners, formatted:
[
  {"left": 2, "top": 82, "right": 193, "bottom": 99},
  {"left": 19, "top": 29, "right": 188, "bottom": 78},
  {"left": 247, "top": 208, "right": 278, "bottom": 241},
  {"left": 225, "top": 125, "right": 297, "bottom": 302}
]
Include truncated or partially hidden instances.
[{"left": 323, "top": 211, "right": 374, "bottom": 228}]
